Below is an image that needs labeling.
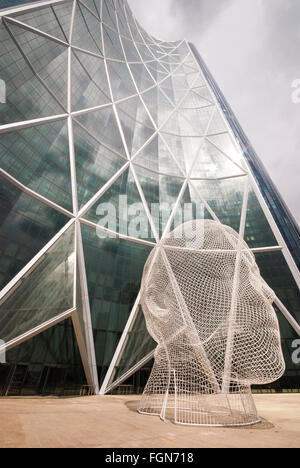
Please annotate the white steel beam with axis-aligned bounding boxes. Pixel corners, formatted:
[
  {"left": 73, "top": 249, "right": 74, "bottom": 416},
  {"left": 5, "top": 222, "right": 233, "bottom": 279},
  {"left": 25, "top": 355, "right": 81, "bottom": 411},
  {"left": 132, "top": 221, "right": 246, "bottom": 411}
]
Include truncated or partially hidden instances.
[
  {"left": 100, "top": 292, "right": 141, "bottom": 394},
  {"left": 105, "top": 350, "right": 155, "bottom": 395},
  {"left": 0, "top": 219, "right": 75, "bottom": 303},
  {"left": 0, "top": 0, "right": 67, "bottom": 17},
  {"left": 75, "top": 220, "right": 99, "bottom": 392},
  {"left": 0, "top": 167, "right": 74, "bottom": 218},
  {"left": 0, "top": 307, "right": 75, "bottom": 353}
]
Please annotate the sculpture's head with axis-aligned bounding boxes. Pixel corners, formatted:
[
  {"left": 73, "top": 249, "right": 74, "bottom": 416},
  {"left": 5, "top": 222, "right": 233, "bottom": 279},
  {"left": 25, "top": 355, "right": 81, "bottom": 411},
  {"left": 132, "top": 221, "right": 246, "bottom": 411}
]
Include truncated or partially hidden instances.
[{"left": 141, "top": 219, "right": 285, "bottom": 387}]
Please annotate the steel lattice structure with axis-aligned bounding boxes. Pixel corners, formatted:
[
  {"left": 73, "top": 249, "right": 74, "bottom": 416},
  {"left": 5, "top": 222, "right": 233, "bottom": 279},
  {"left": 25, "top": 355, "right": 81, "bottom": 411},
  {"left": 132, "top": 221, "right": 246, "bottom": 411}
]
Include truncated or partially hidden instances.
[
  {"left": 139, "top": 219, "right": 285, "bottom": 426},
  {"left": 0, "top": 0, "right": 299, "bottom": 397}
]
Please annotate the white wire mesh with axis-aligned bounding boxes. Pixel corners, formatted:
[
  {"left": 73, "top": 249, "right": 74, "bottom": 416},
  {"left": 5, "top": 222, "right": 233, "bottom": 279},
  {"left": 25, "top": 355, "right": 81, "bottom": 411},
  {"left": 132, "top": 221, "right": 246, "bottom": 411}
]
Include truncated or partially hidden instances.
[{"left": 138, "top": 219, "right": 285, "bottom": 426}]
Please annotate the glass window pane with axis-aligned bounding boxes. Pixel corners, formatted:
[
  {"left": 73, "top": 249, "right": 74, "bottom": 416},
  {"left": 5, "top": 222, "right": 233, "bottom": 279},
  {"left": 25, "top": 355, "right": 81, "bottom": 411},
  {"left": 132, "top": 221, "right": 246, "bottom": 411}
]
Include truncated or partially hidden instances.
[
  {"left": 81, "top": 223, "right": 153, "bottom": 386},
  {"left": 0, "top": 21, "right": 64, "bottom": 125},
  {"left": 0, "top": 224, "right": 74, "bottom": 344},
  {"left": 0, "top": 175, "right": 69, "bottom": 290},
  {"left": 111, "top": 305, "right": 156, "bottom": 384},
  {"left": 0, "top": 120, "right": 72, "bottom": 211}
]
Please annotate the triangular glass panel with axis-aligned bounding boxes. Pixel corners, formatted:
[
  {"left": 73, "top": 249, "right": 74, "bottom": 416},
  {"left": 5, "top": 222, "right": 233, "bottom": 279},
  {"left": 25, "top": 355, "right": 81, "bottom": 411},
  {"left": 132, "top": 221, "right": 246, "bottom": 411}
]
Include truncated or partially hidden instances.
[
  {"left": 129, "top": 63, "right": 155, "bottom": 92},
  {"left": 157, "top": 88, "right": 177, "bottom": 126},
  {"left": 81, "top": 224, "right": 153, "bottom": 386},
  {"left": 155, "top": 51, "right": 167, "bottom": 60},
  {"left": 176, "top": 42, "right": 190, "bottom": 54},
  {"left": 0, "top": 22, "right": 64, "bottom": 125},
  {"left": 179, "top": 89, "right": 213, "bottom": 109},
  {"left": 132, "top": 136, "right": 159, "bottom": 172},
  {"left": 155, "top": 69, "right": 170, "bottom": 83},
  {"left": 171, "top": 89, "right": 191, "bottom": 107},
  {"left": 182, "top": 54, "right": 197, "bottom": 64},
  {"left": 102, "top": 25, "right": 124, "bottom": 61},
  {"left": 138, "top": 27, "right": 152, "bottom": 46},
  {"left": 159, "top": 76, "right": 173, "bottom": 90},
  {"left": 208, "top": 134, "right": 244, "bottom": 166},
  {"left": 116, "top": 96, "right": 156, "bottom": 156},
  {"left": 159, "top": 61, "right": 171, "bottom": 73},
  {"left": 207, "top": 109, "right": 228, "bottom": 135},
  {"left": 72, "top": 1, "right": 102, "bottom": 55},
  {"left": 73, "top": 121, "right": 126, "bottom": 208},
  {"left": 160, "top": 39, "right": 177, "bottom": 46},
  {"left": 0, "top": 224, "right": 75, "bottom": 345},
  {"left": 244, "top": 189, "right": 278, "bottom": 248},
  {"left": 75, "top": 255, "right": 87, "bottom": 349},
  {"left": 84, "top": 167, "right": 156, "bottom": 242},
  {"left": 8, "top": 22, "right": 68, "bottom": 110},
  {"left": 72, "top": 50, "right": 110, "bottom": 111},
  {"left": 169, "top": 51, "right": 181, "bottom": 59},
  {"left": 183, "top": 107, "right": 215, "bottom": 136},
  {"left": 192, "top": 86, "right": 214, "bottom": 103},
  {"left": 133, "top": 135, "right": 185, "bottom": 177},
  {"left": 162, "top": 107, "right": 214, "bottom": 137},
  {"left": 74, "top": 105, "right": 126, "bottom": 157},
  {"left": 169, "top": 62, "right": 183, "bottom": 74},
  {"left": 190, "top": 139, "right": 245, "bottom": 179},
  {"left": 182, "top": 61, "right": 200, "bottom": 74},
  {"left": 126, "top": 21, "right": 140, "bottom": 45},
  {"left": 144, "top": 63, "right": 157, "bottom": 79},
  {"left": 255, "top": 251, "right": 300, "bottom": 325},
  {"left": 148, "top": 44, "right": 164, "bottom": 56},
  {"left": 11, "top": 4, "right": 69, "bottom": 42},
  {"left": 133, "top": 164, "right": 184, "bottom": 237},
  {"left": 81, "top": 0, "right": 100, "bottom": 18},
  {"left": 190, "top": 176, "right": 247, "bottom": 233},
  {"left": 109, "top": 305, "right": 156, "bottom": 385},
  {"left": 158, "top": 60, "right": 171, "bottom": 73},
  {"left": 0, "top": 120, "right": 72, "bottom": 211},
  {"left": 122, "top": 37, "right": 141, "bottom": 62},
  {"left": 116, "top": 6, "right": 132, "bottom": 39},
  {"left": 160, "top": 133, "right": 202, "bottom": 176},
  {"left": 147, "top": 60, "right": 169, "bottom": 76},
  {"left": 51, "top": 1, "right": 75, "bottom": 42},
  {"left": 106, "top": 61, "right": 136, "bottom": 101},
  {"left": 160, "top": 86, "right": 176, "bottom": 106},
  {"left": 102, "top": 0, "right": 117, "bottom": 31},
  {"left": 3, "top": 318, "right": 87, "bottom": 396},
  {"left": 0, "top": 175, "right": 69, "bottom": 292},
  {"left": 135, "top": 42, "right": 154, "bottom": 61},
  {"left": 169, "top": 183, "right": 212, "bottom": 234},
  {"left": 142, "top": 87, "right": 175, "bottom": 128},
  {"left": 187, "top": 72, "right": 206, "bottom": 88},
  {"left": 171, "top": 75, "right": 190, "bottom": 91},
  {"left": 172, "top": 63, "right": 191, "bottom": 77}
]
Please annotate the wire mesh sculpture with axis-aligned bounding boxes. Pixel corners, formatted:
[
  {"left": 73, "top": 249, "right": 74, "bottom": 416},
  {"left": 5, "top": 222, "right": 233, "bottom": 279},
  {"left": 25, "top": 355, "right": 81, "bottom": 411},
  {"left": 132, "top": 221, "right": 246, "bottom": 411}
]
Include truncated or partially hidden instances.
[{"left": 138, "top": 219, "right": 285, "bottom": 426}]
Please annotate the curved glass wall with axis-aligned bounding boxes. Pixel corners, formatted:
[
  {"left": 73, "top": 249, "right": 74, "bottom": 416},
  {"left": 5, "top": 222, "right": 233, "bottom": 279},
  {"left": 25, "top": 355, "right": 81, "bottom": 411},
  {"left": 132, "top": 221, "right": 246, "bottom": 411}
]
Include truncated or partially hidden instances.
[{"left": 0, "top": 0, "right": 299, "bottom": 396}]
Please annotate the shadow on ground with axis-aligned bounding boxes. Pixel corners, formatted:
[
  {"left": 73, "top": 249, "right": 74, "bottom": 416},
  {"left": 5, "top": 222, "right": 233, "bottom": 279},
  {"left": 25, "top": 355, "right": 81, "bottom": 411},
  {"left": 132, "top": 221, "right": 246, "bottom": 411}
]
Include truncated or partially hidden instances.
[{"left": 125, "top": 399, "right": 274, "bottom": 430}]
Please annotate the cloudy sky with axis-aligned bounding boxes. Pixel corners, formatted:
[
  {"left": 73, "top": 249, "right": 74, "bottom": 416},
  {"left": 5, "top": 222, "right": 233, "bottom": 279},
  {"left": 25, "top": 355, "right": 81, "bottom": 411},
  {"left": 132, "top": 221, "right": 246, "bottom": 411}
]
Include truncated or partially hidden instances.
[{"left": 128, "top": 0, "right": 300, "bottom": 224}]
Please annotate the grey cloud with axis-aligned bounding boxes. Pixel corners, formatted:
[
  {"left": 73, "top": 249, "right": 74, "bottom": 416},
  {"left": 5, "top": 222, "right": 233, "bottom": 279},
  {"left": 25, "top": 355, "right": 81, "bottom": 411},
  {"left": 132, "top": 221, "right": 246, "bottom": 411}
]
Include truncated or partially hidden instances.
[{"left": 170, "top": 0, "right": 236, "bottom": 34}]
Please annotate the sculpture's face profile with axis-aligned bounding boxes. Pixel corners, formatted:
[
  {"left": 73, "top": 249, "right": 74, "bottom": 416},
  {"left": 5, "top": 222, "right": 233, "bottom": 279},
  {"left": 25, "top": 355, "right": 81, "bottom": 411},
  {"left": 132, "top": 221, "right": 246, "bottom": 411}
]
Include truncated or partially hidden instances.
[{"left": 141, "top": 219, "right": 285, "bottom": 387}]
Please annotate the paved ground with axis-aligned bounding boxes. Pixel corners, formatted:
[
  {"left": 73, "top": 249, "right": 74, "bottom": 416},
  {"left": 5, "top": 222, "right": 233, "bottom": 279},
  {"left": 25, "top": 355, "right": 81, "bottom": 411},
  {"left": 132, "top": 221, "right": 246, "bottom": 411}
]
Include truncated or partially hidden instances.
[{"left": 0, "top": 394, "right": 299, "bottom": 448}]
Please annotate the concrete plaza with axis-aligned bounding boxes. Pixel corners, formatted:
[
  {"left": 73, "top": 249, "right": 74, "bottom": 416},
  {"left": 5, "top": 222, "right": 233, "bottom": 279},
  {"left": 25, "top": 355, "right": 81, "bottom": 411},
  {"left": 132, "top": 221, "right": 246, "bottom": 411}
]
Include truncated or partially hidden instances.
[{"left": 0, "top": 394, "right": 299, "bottom": 448}]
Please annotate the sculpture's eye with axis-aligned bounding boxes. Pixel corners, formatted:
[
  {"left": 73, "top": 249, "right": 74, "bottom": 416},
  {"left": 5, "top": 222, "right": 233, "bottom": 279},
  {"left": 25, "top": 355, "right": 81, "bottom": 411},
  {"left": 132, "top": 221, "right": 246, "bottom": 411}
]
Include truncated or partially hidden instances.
[{"left": 146, "top": 285, "right": 169, "bottom": 319}]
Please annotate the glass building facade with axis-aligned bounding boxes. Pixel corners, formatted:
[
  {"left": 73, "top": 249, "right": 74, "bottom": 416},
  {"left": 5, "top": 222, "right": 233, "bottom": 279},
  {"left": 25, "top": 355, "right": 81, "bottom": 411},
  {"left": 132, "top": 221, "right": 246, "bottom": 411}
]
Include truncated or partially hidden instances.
[{"left": 0, "top": 0, "right": 299, "bottom": 397}]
